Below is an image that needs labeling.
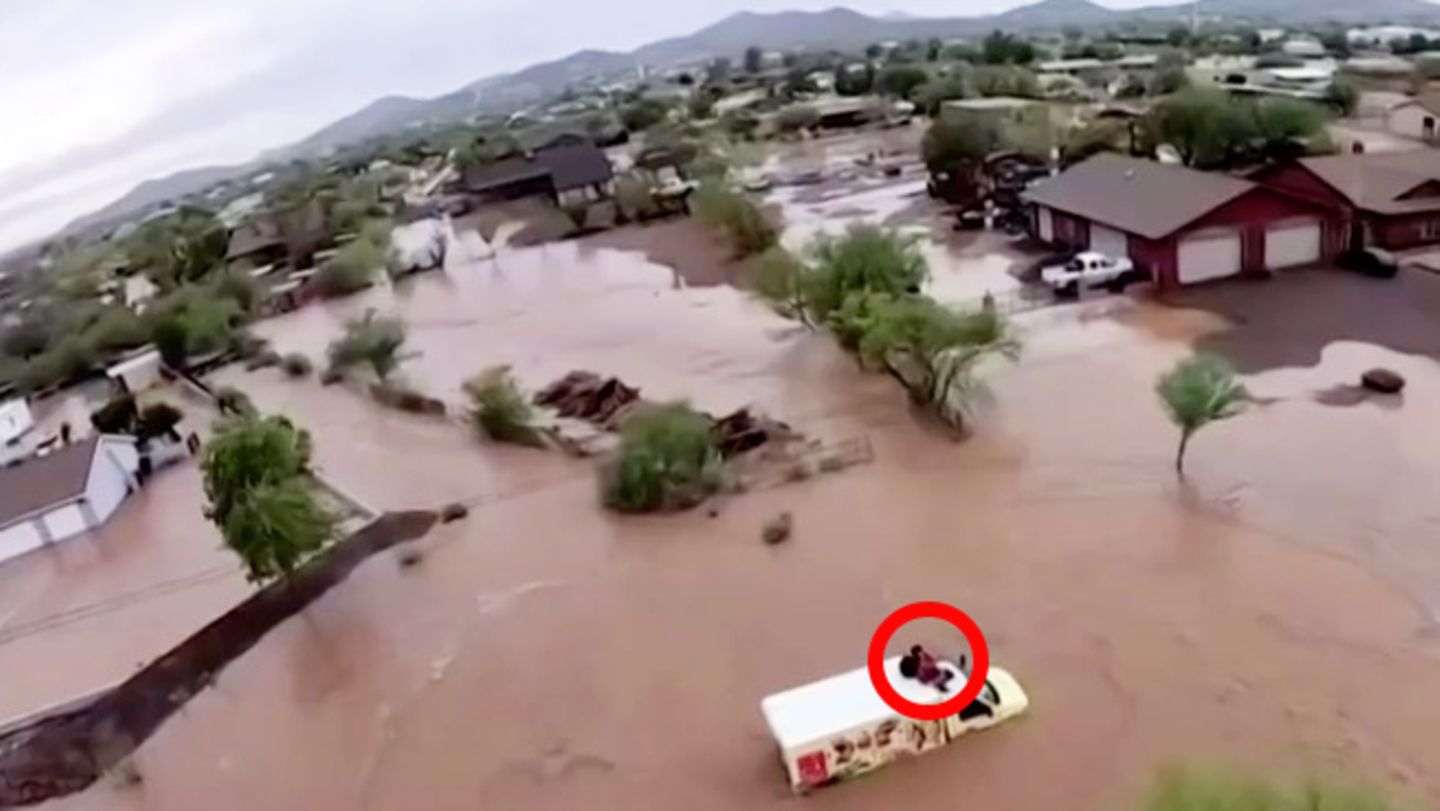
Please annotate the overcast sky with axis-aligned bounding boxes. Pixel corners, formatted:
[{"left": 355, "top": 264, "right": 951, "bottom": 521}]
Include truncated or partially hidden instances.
[{"left": 0, "top": 0, "right": 1185, "bottom": 252}]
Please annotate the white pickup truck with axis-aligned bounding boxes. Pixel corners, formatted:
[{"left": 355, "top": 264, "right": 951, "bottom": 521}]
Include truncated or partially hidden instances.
[{"left": 1040, "top": 251, "right": 1137, "bottom": 296}]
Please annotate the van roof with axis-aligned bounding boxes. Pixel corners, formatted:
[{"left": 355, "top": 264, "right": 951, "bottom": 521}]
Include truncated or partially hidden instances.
[{"left": 760, "top": 657, "right": 956, "bottom": 751}]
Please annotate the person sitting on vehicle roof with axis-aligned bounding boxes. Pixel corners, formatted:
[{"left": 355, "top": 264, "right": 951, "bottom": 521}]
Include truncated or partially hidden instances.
[{"left": 899, "top": 645, "right": 953, "bottom": 693}]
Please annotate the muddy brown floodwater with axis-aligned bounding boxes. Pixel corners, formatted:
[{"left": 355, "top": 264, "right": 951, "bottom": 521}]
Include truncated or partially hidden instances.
[{"left": 40, "top": 161, "right": 1440, "bottom": 810}]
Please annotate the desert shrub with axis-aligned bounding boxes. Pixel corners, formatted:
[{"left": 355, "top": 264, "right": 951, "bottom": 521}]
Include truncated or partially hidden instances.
[
  {"left": 464, "top": 368, "right": 542, "bottom": 446},
  {"left": 753, "top": 246, "right": 815, "bottom": 327},
  {"left": 326, "top": 310, "right": 407, "bottom": 382},
  {"left": 215, "top": 386, "right": 256, "bottom": 417},
  {"left": 603, "top": 404, "right": 722, "bottom": 513},
  {"left": 281, "top": 353, "right": 313, "bottom": 378},
  {"left": 690, "top": 181, "right": 776, "bottom": 257},
  {"left": 316, "top": 236, "right": 384, "bottom": 298}
]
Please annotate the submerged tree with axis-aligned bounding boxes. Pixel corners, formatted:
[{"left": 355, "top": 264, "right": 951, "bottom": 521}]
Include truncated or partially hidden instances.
[
  {"left": 806, "top": 226, "right": 928, "bottom": 322},
  {"left": 464, "top": 367, "right": 542, "bottom": 447},
  {"left": 326, "top": 310, "right": 408, "bottom": 382},
  {"left": 857, "top": 295, "right": 1021, "bottom": 430},
  {"left": 1155, "top": 353, "right": 1247, "bottom": 475},
  {"left": 752, "top": 247, "right": 814, "bottom": 329}
]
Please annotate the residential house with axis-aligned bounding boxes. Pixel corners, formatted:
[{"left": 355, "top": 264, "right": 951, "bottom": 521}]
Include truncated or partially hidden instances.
[
  {"left": 0, "top": 398, "right": 33, "bottom": 446},
  {"left": 461, "top": 135, "right": 614, "bottom": 207},
  {"left": 225, "top": 218, "right": 288, "bottom": 267},
  {"left": 106, "top": 349, "right": 164, "bottom": 394},
  {"left": 0, "top": 435, "right": 141, "bottom": 565},
  {"left": 1385, "top": 95, "right": 1440, "bottom": 143},
  {"left": 1252, "top": 151, "right": 1440, "bottom": 251},
  {"left": 1025, "top": 154, "right": 1339, "bottom": 291}
]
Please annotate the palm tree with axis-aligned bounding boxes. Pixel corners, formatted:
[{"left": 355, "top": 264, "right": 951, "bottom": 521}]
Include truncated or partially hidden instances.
[{"left": 1155, "top": 353, "right": 1247, "bottom": 476}]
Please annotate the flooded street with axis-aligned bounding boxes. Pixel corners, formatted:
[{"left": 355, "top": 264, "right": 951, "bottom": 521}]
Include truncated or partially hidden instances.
[{"left": 41, "top": 146, "right": 1440, "bottom": 810}]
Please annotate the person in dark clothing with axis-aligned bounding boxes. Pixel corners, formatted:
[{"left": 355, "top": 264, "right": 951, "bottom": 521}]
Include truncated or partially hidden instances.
[{"left": 902, "top": 645, "right": 953, "bottom": 693}]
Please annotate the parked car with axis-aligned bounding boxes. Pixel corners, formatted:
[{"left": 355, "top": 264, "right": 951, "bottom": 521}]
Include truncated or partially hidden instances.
[
  {"left": 1040, "top": 251, "right": 1137, "bottom": 296},
  {"left": 1339, "top": 247, "right": 1399, "bottom": 279}
]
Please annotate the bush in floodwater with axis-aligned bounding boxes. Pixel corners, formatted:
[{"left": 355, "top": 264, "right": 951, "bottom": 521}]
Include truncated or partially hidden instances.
[
  {"left": 463, "top": 368, "right": 542, "bottom": 446},
  {"left": 806, "top": 226, "right": 928, "bottom": 322},
  {"left": 603, "top": 403, "right": 722, "bottom": 513},
  {"left": 281, "top": 353, "right": 313, "bottom": 378},
  {"left": 1135, "top": 766, "right": 1409, "bottom": 811},
  {"left": 690, "top": 181, "right": 776, "bottom": 258}
]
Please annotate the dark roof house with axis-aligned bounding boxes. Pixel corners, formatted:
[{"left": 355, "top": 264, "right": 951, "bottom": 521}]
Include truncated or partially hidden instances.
[
  {"left": 1026, "top": 154, "right": 1339, "bottom": 290},
  {"left": 462, "top": 140, "right": 614, "bottom": 203},
  {"left": 1253, "top": 151, "right": 1440, "bottom": 251}
]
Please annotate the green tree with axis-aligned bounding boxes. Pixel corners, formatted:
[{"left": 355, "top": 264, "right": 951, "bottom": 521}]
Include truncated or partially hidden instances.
[
  {"left": 973, "top": 65, "right": 1040, "bottom": 98},
  {"left": 1252, "top": 98, "right": 1328, "bottom": 159},
  {"left": 1063, "top": 119, "right": 1129, "bottom": 164},
  {"left": 1156, "top": 353, "right": 1247, "bottom": 475},
  {"left": 807, "top": 227, "right": 928, "bottom": 322},
  {"left": 326, "top": 310, "right": 408, "bottom": 382},
  {"left": 922, "top": 116, "right": 1000, "bottom": 199},
  {"left": 744, "top": 45, "right": 764, "bottom": 74},
  {"left": 136, "top": 402, "right": 184, "bottom": 442},
  {"left": 202, "top": 415, "right": 313, "bottom": 520},
  {"left": 856, "top": 295, "right": 1020, "bottom": 429},
  {"left": 91, "top": 394, "right": 140, "bottom": 435},
  {"left": 621, "top": 99, "right": 670, "bottom": 132},
  {"left": 877, "top": 65, "right": 930, "bottom": 98},
  {"left": 218, "top": 479, "right": 337, "bottom": 583},
  {"left": 982, "top": 31, "right": 1035, "bottom": 65},
  {"left": 1148, "top": 66, "right": 1190, "bottom": 96},
  {"left": 84, "top": 307, "right": 150, "bottom": 355},
  {"left": 1149, "top": 88, "right": 1248, "bottom": 167},
  {"left": 127, "top": 208, "right": 229, "bottom": 290},
  {"left": 912, "top": 76, "right": 972, "bottom": 116},
  {"left": 603, "top": 404, "right": 722, "bottom": 513}
]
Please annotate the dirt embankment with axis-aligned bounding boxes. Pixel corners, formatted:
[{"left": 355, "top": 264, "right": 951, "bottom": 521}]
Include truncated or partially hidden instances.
[{"left": 0, "top": 511, "right": 438, "bottom": 808}]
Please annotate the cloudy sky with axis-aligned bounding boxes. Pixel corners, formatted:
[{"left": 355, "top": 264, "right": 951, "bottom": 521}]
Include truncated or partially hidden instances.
[{"left": 0, "top": 0, "right": 1182, "bottom": 252}]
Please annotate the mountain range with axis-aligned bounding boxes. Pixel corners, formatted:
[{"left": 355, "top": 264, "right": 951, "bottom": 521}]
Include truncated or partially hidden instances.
[{"left": 63, "top": 0, "right": 1440, "bottom": 238}]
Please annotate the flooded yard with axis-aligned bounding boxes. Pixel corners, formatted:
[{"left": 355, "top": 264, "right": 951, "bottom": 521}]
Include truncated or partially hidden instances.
[{"left": 30, "top": 140, "right": 1440, "bottom": 810}]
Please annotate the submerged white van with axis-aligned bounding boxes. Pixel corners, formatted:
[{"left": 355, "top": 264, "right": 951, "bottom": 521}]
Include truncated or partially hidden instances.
[{"left": 760, "top": 657, "right": 1029, "bottom": 793}]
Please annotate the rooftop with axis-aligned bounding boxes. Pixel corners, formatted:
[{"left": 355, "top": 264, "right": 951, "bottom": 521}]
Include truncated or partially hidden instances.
[
  {"left": 943, "top": 97, "right": 1041, "bottom": 111},
  {"left": 0, "top": 437, "right": 102, "bottom": 529},
  {"left": 1297, "top": 150, "right": 1440, "bottom": 215},
  {"left": 1024, "top": 154, "right": 1256, "bottom": 239}
]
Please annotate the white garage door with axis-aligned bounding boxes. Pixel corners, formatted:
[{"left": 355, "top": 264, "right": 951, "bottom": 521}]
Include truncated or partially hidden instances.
[
  {"left": 1265, "top": 219, "right": 1321, "bottom": 269},
  {"left": 1089, "top": 223, "right": 1129, "bottom": 259},
  {"left": 0, "top": 522, "right": 45, "bottom": 564},
  {"left": 42, "top": 504, "right": 88, "bottom": 542},
  {"left": 1178, "top": 229, "right": 1243, "bottom": 285},
  {"left": 1037, "top": 207, "right": 1054, "bottom": 242}
]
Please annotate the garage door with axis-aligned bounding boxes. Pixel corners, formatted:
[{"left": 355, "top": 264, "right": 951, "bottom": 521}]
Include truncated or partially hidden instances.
[
  {"left": 1037, "top": 207, "right": 1054, "bottom": 242},
  {"left": 1089, "top": 224, "right": 1129, "bottom": 259},
  {"left": 0, "top": 522, "right": 44, "bottom": 565},
  {"left": 1178, "top": 229, "right": 1243, "bottom": 285},
  {"left": 1265, "top": 219, "right": 1321, "bottom": 269}
]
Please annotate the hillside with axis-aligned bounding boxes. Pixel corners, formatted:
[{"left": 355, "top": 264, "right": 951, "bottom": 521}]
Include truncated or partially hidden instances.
[{"left": 58, "top": 0, "right": 1440, "bottom": 241}]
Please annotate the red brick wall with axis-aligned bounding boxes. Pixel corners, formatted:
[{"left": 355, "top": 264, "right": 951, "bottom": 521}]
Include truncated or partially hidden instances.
[
  {"left": 1129, "top": 236, "right": 1177, "bottom": 289},
  {"left": 1373, "top": 212, "right": 1440, "bottom": 249}
]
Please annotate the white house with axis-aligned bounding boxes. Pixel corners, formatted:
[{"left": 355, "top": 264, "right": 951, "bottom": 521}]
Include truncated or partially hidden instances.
[
  {"left": 0, "top": 399, "right": 33, "bottom": 445},
  {"left": 105, "top": 349, "right": 163, "bottom": 394},
  {"left": 1387, "top": 96, "right": 1440, "bottom": 143},
  {"left": 0, "top": 436, "right": 141, "bottom": 565}
]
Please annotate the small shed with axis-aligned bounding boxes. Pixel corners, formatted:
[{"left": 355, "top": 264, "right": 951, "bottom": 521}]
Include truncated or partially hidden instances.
[
  {"left": 106, "top": 349, "right": 164, "bottom": 394},
  {"left": 0, "top": 398, "right": 33, "bottom": 446},
  {"left": 0, "top": 436, "right": 140, "bottom": 565}
]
